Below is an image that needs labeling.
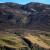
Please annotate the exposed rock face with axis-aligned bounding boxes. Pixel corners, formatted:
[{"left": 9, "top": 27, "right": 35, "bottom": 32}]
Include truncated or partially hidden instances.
[{"left": 0, "top": 2, "right": 50, "bottom": 31}]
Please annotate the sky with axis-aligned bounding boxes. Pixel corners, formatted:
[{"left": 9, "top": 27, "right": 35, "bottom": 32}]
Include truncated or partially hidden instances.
[{"left": 0, "top": 0, "right": 50, "bottom": 5}]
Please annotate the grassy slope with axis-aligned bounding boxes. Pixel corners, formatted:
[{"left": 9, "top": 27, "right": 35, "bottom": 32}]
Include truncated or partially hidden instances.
[
  {"left": 0, "top": 31, "right": 50, "bottom": 50},
  {"left": 0, "top": 32, "right": 28, "bottom": 49},
  {"left": 23, "top": 33, "right": 50, "bottom": 49}
]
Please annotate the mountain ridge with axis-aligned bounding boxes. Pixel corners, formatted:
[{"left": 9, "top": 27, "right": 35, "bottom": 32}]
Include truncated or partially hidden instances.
[{"left": 0, "top": 2, "right": 50, "bottom": 31}]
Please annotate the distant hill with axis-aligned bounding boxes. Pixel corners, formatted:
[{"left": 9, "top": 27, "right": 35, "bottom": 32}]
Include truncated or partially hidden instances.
[{"left": 0, "top": 2, "right": 50, "bottom": 31}]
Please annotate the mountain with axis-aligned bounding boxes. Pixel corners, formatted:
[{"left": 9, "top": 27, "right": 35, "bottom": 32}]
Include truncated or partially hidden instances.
[
  {"left": 0, "top": 2, "right": 50, "bottom": 31},
  {"left": 0, "top": 2, "right": 50, "bottom": 50}
]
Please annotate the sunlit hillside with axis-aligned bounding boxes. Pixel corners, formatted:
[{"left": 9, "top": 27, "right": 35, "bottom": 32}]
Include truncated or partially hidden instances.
[{"left": 0, "top": 2, "right": 50, "bottom": 50}]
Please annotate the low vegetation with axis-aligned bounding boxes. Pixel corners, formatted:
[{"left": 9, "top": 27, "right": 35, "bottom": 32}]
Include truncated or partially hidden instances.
[
  {"left": 0, "top": 31, "right": 50, "bottom": 50},
  {"left": 0, "top": 32, "right": 29, "bottom": 50}
]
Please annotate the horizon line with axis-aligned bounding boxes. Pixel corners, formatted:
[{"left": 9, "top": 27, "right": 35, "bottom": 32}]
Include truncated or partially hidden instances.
[{"left": 0, "top": 2, "right": 50, "bottom": 5}]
